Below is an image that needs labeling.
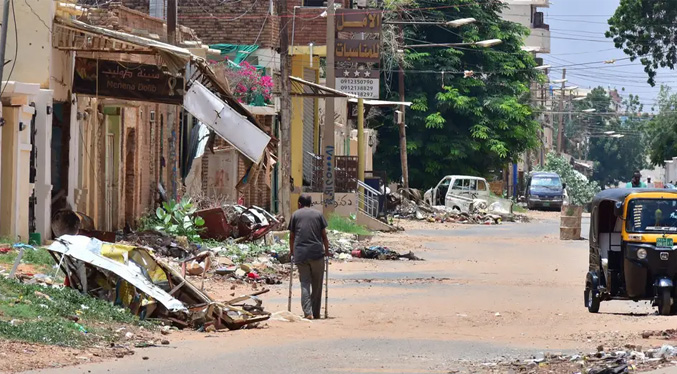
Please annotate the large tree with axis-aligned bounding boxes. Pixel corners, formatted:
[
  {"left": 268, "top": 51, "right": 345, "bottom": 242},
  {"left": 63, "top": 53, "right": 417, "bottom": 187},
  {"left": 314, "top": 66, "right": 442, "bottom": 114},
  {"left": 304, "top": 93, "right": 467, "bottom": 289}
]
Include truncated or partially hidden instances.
[
  {"left": 606, "top": 1, "right": 677, "bottom": 85},
  {"left": 569, "top": 87, "right": 647, "bottom": 187},
  {"left": 374, "top": 0, "right": 540, "bottom": 188},
  {"left": 644, "top": 86, "right": 677, "bottom": 166}
]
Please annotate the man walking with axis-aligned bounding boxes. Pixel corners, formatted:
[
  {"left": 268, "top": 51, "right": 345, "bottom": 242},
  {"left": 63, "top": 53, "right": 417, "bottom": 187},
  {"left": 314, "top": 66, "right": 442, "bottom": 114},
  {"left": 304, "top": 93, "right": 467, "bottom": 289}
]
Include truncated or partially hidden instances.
[
  {"left": 626, "top": 170, "right": 647, "bottom": 188},
  {"left": 288, "top": 194, "right": 330, "bottom": 319}
]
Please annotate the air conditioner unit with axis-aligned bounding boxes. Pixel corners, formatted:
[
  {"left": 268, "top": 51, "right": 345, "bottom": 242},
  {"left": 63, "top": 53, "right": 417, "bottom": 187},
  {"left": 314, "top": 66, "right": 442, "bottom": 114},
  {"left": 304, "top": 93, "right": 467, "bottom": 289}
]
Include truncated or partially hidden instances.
[{"left": 356, "top": 0, "right": 367, "bottom": 7}]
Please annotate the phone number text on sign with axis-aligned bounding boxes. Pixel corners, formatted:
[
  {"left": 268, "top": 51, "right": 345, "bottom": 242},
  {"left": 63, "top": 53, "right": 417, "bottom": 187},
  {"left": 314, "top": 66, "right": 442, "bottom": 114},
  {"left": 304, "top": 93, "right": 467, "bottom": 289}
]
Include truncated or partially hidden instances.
[{"left": 336, "top": 78, "right": 379, "bottom": 99}]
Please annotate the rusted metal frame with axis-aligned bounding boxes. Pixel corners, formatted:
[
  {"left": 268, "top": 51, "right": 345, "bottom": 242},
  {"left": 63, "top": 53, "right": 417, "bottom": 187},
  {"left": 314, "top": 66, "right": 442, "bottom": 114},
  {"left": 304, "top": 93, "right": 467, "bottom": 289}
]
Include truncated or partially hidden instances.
[{"left": 55, "top": 47, "right": 156, "bottom": 54}]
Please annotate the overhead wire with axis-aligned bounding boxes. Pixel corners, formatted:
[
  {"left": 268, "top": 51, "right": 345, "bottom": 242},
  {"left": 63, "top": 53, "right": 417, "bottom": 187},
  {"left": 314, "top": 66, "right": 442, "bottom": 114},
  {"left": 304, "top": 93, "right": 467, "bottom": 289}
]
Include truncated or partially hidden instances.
[{"left": 1, "top": 0, "right": 18, "bottom": 96}]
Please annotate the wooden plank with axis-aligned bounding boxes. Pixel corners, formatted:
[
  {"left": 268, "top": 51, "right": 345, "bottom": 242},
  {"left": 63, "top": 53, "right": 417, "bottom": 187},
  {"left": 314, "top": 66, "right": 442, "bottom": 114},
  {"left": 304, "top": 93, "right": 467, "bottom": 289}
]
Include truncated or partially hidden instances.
[{"left": 168, "top": 280, "right": 186, "bottom": 295}]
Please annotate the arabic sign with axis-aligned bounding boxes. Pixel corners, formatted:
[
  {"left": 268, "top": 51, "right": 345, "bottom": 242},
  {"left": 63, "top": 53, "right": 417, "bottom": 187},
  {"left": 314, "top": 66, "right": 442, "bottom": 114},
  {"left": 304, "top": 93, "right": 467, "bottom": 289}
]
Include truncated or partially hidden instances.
[
  {"left": 335, "top": 39, "right": 381, "bottom": 63},
  {"left": 336, "top": 77, "right": 379, "bottom": 99},
  {"left": 336, "top": 9, "right": 382, "bottom": 33},
  {"left": 309, "top": 192, "right": 357, "bottom": 216},
  {"left": 73, "top": 58, "right": 184, "bottom": 105}
]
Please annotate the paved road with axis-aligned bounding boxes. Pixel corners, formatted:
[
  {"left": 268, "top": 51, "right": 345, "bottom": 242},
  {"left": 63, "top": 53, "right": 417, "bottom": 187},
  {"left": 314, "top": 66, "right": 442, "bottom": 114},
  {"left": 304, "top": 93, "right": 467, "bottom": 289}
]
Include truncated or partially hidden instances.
[{"left": 25, "top": 215, "right": 677, "bottom": 374}]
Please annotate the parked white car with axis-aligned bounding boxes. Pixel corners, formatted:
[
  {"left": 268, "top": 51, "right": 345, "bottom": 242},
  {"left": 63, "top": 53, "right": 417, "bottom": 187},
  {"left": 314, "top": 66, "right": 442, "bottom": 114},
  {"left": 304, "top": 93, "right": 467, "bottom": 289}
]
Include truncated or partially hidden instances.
[{"left": 423, "top": 175, "right": 491, "bottom": 213}]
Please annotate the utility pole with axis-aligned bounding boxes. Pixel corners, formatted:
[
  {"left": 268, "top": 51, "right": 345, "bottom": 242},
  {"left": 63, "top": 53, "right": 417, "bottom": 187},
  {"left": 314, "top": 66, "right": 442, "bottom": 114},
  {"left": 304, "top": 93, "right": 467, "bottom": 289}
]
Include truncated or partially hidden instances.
[
  {"left": 278, "top": 0, "right": 292, "bottom": 219},
  {"left": 556, "top": 68, "right": 566, "bottom": 154},
  {"left": 321, "top": 0, "right": 336, "bottom": 218},
  {"left": 167, "top": 0, "right": 177, "bottom": 45},
  {"left": 398, "top": 19, "right": 409, "bottom": 188}
]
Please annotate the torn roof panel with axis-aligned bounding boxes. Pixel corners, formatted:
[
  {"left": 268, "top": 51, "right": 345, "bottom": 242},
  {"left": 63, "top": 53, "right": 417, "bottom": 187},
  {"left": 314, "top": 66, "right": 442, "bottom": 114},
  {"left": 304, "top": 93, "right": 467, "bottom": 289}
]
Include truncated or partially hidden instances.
[
  {"left": 48, "top": 235, "right": 187, "bottom": 313},
  {"left": 184, "top": 81, "right": 271, "bottom": 163}
]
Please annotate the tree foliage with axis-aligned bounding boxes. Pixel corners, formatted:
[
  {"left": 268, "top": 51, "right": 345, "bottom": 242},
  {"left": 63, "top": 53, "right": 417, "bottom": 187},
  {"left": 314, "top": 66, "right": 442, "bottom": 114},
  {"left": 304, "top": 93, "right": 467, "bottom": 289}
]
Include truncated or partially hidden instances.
[
  {"left": 645, "top": 86, "right": 677, "bottom": 166},
  {"left": 565, "top": 87, "right": 647, "bottom": 187},
  {"left": 606, "top": 1, "right": 677, "bottom": 86},
  {"left": 537, "top": 153, "right": 600, "bottom": 206},
  {"left": 374, "top": 0, "right": 541, "bottom": 188}
]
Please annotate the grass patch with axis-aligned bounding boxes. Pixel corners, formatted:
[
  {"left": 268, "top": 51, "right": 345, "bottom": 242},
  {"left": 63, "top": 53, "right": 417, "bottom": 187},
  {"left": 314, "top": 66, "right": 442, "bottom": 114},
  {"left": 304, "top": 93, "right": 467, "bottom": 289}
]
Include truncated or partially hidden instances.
[
  {"left": 513, "top": 205, "right": 527, "bottom": 213},
  {"left": 327, "top": 215, "right": 371, "bottom": 235},
  {"left": 0, "top": 247, "right": 58, "bottom": 276},
  {"left": 0, "top": 277, "right": 151, "bottom": 347}
]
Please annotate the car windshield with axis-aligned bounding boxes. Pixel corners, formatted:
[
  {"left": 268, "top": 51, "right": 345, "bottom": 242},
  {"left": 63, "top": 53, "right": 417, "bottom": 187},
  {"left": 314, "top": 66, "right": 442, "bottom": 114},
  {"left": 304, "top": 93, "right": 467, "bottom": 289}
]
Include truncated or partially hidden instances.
[
  {"left": 626, "top": 198, "right": 677, "bottom": 233},
  {"left": 532, "top": 176, "right": 561, "bottom": 187}
]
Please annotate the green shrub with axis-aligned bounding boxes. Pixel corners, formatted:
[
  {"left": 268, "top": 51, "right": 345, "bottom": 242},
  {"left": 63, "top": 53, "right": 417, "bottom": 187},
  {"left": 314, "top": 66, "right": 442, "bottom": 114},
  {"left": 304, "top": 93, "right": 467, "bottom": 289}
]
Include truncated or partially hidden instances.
[{"left": 154, "top": 198, "right": 205, "bottom": 242}]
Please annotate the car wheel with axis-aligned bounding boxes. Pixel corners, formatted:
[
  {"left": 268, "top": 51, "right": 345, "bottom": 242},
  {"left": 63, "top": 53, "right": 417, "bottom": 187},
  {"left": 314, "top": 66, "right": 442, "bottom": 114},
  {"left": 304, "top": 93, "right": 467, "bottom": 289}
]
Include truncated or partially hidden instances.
[{"left": 585, "top": 285, "right": 600, "bottom": 313}]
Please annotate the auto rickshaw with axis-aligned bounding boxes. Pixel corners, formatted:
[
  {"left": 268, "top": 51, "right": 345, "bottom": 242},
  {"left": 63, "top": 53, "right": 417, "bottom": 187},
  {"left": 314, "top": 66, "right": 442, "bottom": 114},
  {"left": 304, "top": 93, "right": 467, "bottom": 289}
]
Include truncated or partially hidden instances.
[{"left": 586, "top": 189, "right": 677, "bottom": 315}]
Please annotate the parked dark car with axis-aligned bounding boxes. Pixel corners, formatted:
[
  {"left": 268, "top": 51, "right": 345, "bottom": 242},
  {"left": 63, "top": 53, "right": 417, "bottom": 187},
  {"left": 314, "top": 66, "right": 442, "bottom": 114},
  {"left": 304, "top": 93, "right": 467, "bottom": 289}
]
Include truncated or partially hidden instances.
[{"left": 525, "top": 172, "right": 566, "bottom": 210}]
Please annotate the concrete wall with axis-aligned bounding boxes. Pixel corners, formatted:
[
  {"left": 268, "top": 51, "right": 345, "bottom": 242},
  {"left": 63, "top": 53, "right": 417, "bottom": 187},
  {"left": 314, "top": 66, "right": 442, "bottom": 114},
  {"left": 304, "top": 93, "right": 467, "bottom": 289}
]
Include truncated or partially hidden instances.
[
  {"left": 0, "top": 0, "right": 55, "bottom": 87},
  {"left": 503, "top": 1, "right": 550, "bottom": 54},
  {"left": 308, "top": 192, "right": 357, "bottom": 217}
]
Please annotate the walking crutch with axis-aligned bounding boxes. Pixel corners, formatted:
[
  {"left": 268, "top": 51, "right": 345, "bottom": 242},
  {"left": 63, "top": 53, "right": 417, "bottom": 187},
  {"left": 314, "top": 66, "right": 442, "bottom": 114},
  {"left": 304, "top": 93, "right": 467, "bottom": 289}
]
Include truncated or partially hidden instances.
[
  {"left": 324, "top": 256, "right": 329, "bottom": 319},
  {"left": 287, "top": 256, "right": 294, "bottom": 312}
]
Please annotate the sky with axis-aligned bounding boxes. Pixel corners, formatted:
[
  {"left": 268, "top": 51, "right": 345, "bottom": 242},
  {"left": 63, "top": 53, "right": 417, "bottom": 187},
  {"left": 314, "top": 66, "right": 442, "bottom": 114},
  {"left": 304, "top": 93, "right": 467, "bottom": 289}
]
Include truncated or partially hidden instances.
[{"left": 541, "top": 0, "right": 671, "bottom": 111}]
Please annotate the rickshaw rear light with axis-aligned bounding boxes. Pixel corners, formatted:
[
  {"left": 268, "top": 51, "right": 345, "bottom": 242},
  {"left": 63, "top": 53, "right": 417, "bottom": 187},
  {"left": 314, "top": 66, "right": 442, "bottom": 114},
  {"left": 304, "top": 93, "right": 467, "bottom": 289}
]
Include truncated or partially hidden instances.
[{"left": 637, "top": 248, "right": 648, "bottom": 259}]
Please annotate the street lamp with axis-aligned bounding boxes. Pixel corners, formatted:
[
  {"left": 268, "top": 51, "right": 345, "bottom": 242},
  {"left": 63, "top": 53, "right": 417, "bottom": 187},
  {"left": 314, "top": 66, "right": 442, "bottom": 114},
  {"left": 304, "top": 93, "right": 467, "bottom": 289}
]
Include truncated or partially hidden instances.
[
  {"left": 604, "top": 130, "right": 616, "bottom": 135},
  {"left": 385, "top": 17, "right": 477, "bottom": 27},
  {"left": 475, "top": 39, "right": 502, "bottom": 48},
  {"left": 581, "top": 108, "right": 596, "bottom": 113},
  {"left": 404, "top": 39, "right": 503, "bottom": 49}
]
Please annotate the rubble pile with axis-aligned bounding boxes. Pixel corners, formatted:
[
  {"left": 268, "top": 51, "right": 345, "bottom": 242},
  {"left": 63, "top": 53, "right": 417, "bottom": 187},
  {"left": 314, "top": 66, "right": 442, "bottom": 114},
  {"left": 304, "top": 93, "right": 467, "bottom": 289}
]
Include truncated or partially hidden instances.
[
  {"left": 393, "top": 198, "right": 503, "bottom": 225},
  {"left": 47, "top": 236, "right": 270, "bottom": 332},
  {"left": 120, "top": 231, "right": 200, "bottom": 259},
  {"left": 473, "top": 344, "right": 677, "bottom": 374}
]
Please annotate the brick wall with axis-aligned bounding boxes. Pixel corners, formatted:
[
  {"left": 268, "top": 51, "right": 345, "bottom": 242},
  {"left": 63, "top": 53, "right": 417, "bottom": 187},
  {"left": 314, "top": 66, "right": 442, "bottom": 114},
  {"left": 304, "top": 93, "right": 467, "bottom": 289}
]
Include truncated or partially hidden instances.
[
  {"left": 81, "top": 3, "right": 199, "bottom": 43},
  {"left": 83, "top": 0, "right": 349, "bottom": 48},
  {"left": 177, "top": 0, "right": 280, "bottom": 47},
  {"left": 201, "top": 115, "right": 274, "bottom": 211}
]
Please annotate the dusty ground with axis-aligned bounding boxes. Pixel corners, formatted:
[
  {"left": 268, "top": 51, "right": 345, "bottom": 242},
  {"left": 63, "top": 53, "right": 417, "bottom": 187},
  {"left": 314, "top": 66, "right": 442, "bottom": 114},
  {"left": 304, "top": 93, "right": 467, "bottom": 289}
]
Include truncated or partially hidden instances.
[{"left": 16, "top": 211, "right": 677, "bottom": 374}]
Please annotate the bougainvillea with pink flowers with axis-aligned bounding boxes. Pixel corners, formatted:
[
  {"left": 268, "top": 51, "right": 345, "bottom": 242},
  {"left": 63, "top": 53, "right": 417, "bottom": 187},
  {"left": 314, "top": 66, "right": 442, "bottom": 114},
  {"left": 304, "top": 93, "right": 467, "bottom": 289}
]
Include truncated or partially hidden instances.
[{"left": 221, "top": 61, "right": 274, "bottom": 105}]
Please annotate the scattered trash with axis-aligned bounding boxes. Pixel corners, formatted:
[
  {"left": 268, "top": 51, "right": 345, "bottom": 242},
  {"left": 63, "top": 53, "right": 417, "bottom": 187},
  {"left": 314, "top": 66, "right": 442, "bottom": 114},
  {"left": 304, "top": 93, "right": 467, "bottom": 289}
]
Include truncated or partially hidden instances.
[
  {"left": 196, "top": 205, "right": 283, "bottom": 242},
  {"left": 270, "top": 311, "right": 312, "bottom": 323},
  {"left": 336, "top": 246, "right": 423, "bottom": 261}
]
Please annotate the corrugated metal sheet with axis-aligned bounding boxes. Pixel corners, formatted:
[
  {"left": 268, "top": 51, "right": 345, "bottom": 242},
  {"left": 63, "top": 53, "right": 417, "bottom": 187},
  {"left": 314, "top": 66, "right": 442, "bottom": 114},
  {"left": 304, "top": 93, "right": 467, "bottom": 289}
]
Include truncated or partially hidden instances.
[{"left": 302, "top": 68, "right": 316, "bottom": 185}]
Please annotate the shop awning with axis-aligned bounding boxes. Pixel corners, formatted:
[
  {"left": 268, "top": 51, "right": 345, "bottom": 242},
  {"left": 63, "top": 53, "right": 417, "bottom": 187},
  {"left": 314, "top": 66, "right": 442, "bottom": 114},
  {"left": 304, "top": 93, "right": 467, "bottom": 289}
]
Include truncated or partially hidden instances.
[
  {"left": 348, "top": 98, "right": 412, "bottom": 106},
  {"left": 53, "top": 17, "right": 192, "bottom": 74},
  {"left": 290, "top": 76, "right": 354, "bottom": 98},
  {"left": 53, "top": 16, "right": 271, "bottom": 162}
]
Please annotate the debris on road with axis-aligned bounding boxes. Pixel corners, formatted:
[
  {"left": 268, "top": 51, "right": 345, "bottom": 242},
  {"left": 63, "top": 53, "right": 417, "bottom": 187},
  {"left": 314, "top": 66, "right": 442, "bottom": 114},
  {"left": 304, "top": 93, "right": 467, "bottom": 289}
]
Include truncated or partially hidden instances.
[
  {"left": 48, "top": 235, "right": 270, "bottom": 331},
  {"left": 471, "top": 344, "right": 677, "bottom": 373},
  {"left": 387, "top": 188, "right": 524, "bottom": 224},
  {"left": 349, "top": 246, "right": 423, "bottom": 261},
  {"left": 196, "top": 205, "right": 283, "bottom": 242}
]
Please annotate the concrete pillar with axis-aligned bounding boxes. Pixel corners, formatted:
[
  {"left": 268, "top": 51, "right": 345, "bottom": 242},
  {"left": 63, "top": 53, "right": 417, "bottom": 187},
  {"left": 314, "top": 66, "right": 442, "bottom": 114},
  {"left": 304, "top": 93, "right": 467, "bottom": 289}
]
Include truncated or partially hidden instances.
[
  {"left": 0, "top": 107, "right": 19, "bottom": 239},
  {"left": 34, "top": 90, "right": 54, "bottom": 241},
  {"left": 0, "top": 104, "right": 34, "bottom": 241}
]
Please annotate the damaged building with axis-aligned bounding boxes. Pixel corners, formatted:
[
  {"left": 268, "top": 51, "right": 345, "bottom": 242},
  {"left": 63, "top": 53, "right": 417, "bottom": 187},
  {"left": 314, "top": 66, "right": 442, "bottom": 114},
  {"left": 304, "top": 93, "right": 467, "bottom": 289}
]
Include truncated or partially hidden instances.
[{"left": 0, "top": 1, "right": 274, "bottom": 243}]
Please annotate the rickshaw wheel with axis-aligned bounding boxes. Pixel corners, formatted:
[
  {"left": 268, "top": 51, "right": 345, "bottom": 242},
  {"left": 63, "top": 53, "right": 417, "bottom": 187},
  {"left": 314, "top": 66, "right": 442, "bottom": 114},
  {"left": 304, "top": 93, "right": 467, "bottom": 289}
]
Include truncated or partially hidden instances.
[
  {"left": 658, "top": 288, "right": 672, "bottom": 316},
  {"left": 585, "top": 287, "right": 600, "bottom": 313}
]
